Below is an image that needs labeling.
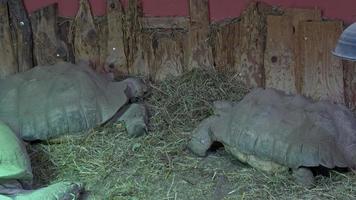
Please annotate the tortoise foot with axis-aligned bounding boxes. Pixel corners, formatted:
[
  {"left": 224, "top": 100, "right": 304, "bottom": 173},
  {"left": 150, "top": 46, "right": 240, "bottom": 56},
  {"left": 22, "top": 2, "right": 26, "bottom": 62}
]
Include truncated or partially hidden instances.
[
  {"left": 9, "top": 182, "right": 83, "bottom": 200},
  {"left": 293, "top": 167, "right": 315, "bottom": 188},
  {"left": 118, "top": 103, "right": 148, "bottom": 137}
]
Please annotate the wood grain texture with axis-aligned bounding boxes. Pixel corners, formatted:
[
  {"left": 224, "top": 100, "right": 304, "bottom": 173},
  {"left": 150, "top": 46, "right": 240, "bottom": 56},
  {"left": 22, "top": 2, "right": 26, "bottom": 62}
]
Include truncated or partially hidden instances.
[
  {"left": 72, "top": 0, "right": 99, "bottom": 66},
  {"left": 343, "top": 60, "right": 356, "bottom": 110},
  {"left": 106, "top": 0, "right": 127, "bottom": 76},
  {"left": 58, "top": 17, "right": 75, "bottom": 63},
  {"left": 264, "top": 16, "right": 296, "bottom": 94},
  {"left": 126, "top": 0, "right": 149, "bottom": 76},
  {"left": 186, "top": 0, "right": 213, "bottom": 70},
  {"left": 151, "top": 31, "right": 186, "bottom": 81},
  {"left": 0, "top": 3, "right": 17, "bottom": 78},
  {"left": 211, "top": 20, "right": 240, "bottom": 72},
  {"left": 298, "top": 21, "right": 344, "bottom": 104},
  {"left": 95, "top": 16, "right": 108, "bottom": 72},
  {"left": 284, "top": 8, "right": 322, "bottom": 93},
  {"left": 142, "top": 17, "right": 188, "bottom": 29},
  {"left": 237, "top": 2, "right": 275, "bottom": 88},
  {"left": 30, "top": 5, "right": 68, "bottom": 66},
  {"left": 7, "top": 0, "right": 33, "bottom": 72}
]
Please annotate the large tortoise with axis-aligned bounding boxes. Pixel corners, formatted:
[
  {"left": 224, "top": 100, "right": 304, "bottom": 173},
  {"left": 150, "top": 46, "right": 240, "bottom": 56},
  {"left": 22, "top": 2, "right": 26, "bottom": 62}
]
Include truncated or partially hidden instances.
[
  {"left": 188, "top": 88, "right": 356, "bottom": 186},
  {"left": 0, "top": 121, "right": 82, "bottom": 199},
  {"left": 0, "top": 62, "right": 148, "bottom": 141}
]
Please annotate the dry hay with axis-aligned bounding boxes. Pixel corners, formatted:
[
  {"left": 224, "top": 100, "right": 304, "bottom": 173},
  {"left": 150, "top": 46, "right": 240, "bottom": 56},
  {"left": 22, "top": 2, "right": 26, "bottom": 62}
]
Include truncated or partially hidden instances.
[{"left": 28, "top": 69, "right": 356, "bottom": 200}]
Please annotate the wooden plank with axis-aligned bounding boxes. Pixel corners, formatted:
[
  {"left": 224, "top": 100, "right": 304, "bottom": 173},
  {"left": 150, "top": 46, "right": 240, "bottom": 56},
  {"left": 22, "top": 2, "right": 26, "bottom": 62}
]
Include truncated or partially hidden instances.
[
  {"left": 211, "top": 20, "right": 240, "bottom": 72},
  {"left": 0, "top": 2, "right": 17, "bottom": 78},
  {"left": 186, "top": 0, "right": 213, "bottom": 70},
  {"left": 7, "top": 0, "right": 33, "bottom": 72},
  {"left": 125, "top": 0, "right": 149, "bottom": 76},
  {"left": 106, "top": 0, "right": 128, "bottom": 76},
  {"left": 298, "top": 21, "right": 344, "bottom": 104},
  {"left": 264, "top": 16, "right": 296, "bottom": 94},
  {"left": 343, "top": 60, "right": 356, "bottom": 110},
  {"left": 237, "top": 2, "right": 275, "bottom": 88},
  {"left": 72, "top": 0, "right": 99, "bottom": 67},
  {"left": 151, "top": 31, "right": 185, "bottom": 81},
  {"left": 95, "top": 16, "right": 108, "bottom": 73},
  {"left": 58, "top": 17, "right": 75, "bottom": 63},
  {"left": 30, "top": 5, "right": 68, "bottom": 66},
  {"left": 284, "top": 8, "right": 322, "bottom": 93},
  {"left": 141, "top": 17, "right": 188, "bottom": 29}
]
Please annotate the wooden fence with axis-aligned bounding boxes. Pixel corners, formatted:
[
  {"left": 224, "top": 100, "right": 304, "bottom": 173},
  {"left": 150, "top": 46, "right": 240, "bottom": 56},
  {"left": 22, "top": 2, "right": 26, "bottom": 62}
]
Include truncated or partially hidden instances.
[{"left": 0, "top": 0, "right": 355, "bottom": 110}]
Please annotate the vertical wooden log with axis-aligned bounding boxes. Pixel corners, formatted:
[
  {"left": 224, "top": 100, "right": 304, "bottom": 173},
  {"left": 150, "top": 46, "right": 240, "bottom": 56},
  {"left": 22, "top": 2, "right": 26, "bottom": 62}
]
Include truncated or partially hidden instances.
[
  {"left": 140, "top": 31, "right": 155, "bottom": 78},
  {"left": 95, "top": 16, "right": 108, "bottom": 71},
  {"left": 106, "top": 0, "right": 128, "bottom": 76},
  {"left": 0, "top": 2, "right": 17, "bottom": 78},
  {"left": 343, "top": 60, "right": 356, "bottom": 110},
  {"left": 7, "top": 0, "right": 33, "bottom": 72},
  {"left": 30, "top": 5, "right": 69, "bottom": 66},
  {"left": 284, "top": 8, "right": 322, "bottom": 93},
  {"left": 186, "top": 0, "right": 213, "bottom": 70},
  {"left": 298, "top": 21, "right": 344, "bottom": 104},
  {"left": 126, "top": 0, "right": 149, "bottom": 76},
  {"left": 72, "top": 0, "right": 99, "bottom": 66},
  {"left": 264, "top": 16, "right": 297, "bottom": 94},
  {"left": 151, "top": 31, "right": 185, "bottom": 81},
  {"left": 237, "top": 2, "right": 274, "bottom": 88},
  {"left": 211, "top": 20, "right": 240, "bottom": 72},
  {"left": 58, "top": 17, "right": 75, "bottom": 63}
]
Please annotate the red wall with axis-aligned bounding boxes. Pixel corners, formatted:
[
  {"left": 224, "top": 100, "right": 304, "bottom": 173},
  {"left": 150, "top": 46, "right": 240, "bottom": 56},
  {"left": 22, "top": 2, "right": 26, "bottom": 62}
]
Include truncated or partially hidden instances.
[
  {"left": 209, "top": 0, "right": 356, "bottom": 24},
  {"left": 24, "top": 0, "right": 355, "bottom": 24}
]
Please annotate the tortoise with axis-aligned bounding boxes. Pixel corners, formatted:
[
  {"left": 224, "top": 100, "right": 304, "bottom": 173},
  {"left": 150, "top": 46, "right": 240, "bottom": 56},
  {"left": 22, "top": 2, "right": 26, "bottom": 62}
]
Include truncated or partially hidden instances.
[
  {"left": 0, "top": 61, "right": 148, "bottom": 141},
  {"left": 188, "top": 88, "right": 356, "bottom": 186},
  {"left": 0, "top": 120, "right": 83, "bottom": 199}
]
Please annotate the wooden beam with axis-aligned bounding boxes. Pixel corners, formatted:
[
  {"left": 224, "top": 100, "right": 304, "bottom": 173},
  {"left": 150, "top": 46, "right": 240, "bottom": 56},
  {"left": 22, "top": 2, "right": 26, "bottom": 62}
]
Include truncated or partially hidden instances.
[
  {"left": 73, "top": 0, "right": 99, "bottom": 66},
  {"left": 141, "top": 17, "right": 188, "bottom": 29},
  {"left": 186, "top": 0, "right": 213, "bottom": 70},
  {"left": 7, "top": 0, "right": 33, "bottom": 72},
  {"left": 284, "top": 8, "right": 322, "bottom": 93},
  {"left": 298, "top": 21, "right": 344, "bottom": 104},
  {"left": 151, "top": 31, "right": 185, "bottom": 81},
  {"left": 58, "top": 17, "right": 75, "bottom": 63},
  {"left": 264, "top": 15, "right": 297, "bottom": 94},
  {"left": 0, "top": 2, "right": 17, "bottom": 78},
  {"left": 211, "top": 20, "right": 240, "bottom": 72},
  {"left": 126, "top": 0, "right": 149, "bottom": 76},
  {"left": 106, "top": 0, "right": 127, "bottom": 76},
  {"left": 343, "top": 60, "right": 356, "bottom": 110},
  {"left": 30, "top": 5, "right": 69, "bottom": 65},
  {"left": 237, "top": 2, "right": 276, "bottom": 88}
]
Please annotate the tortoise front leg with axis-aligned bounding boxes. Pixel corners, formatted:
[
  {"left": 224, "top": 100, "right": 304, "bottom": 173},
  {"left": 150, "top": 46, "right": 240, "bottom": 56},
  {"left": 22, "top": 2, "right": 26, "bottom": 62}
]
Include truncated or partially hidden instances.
[
  {"left": 293, "top": 167, "right": 315, "bottom": 187},
  {"left": 117, "top": 103, "right": 148, "bottom": 137},
  {"left": 188, "top": 117, "right": 217, "bottom": 157},
  {"left": 7, "top": 182, "right": 82, "bottom": 200}
]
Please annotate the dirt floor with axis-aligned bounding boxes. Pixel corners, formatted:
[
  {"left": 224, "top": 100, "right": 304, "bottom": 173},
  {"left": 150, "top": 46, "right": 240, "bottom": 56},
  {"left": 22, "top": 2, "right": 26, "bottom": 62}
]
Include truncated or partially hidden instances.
[{"left": 28, "top": 69, "right": 356, "bottom": 200}]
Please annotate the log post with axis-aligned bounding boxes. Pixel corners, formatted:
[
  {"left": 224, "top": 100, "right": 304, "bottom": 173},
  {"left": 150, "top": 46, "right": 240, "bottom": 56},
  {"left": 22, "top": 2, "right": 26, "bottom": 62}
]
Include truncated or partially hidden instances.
[
  {"left": 186, "top": 0, "right": 213, "bottom": 70},
  {"left": 72, "top": 0, "right": 100, "bottom": 67},
  {"left": 106, "top": 0, "right": 128, "bottom": 76},
  {"left": 0, "top": 2, "right": 17, "bottom": 78},
  {"left": 30, "top": 5, "right": 69, "bottom": 65},
  {"left": 7, "top": 0, "right": 33, "bottom": 71}
]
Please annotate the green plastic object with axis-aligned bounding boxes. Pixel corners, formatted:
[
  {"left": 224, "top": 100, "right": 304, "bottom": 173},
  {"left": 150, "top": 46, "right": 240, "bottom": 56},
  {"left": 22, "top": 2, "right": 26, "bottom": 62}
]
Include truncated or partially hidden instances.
[{"left": 0, "top": 121, "right": 32, "bottom": 184}]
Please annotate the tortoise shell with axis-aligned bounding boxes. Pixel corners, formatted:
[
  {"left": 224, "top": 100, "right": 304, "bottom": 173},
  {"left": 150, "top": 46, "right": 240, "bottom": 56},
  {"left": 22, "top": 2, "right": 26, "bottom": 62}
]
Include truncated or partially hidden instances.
[
  {"left": 0, "top": 62, "right": 133, "bottom": 141},
  {"left": 190, "top": 88, "right": 356, "bottom": 170}
]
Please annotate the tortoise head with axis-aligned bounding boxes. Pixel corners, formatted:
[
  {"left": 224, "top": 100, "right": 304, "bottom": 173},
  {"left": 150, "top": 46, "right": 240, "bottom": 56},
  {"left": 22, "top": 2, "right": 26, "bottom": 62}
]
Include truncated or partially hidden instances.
[
  {"left": 123, "top": 78, "right": 148, "bottom": 99},
  {"left": 212, "top": 101, "right": 233, "bottom": 116}
]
